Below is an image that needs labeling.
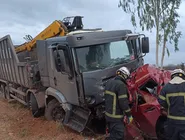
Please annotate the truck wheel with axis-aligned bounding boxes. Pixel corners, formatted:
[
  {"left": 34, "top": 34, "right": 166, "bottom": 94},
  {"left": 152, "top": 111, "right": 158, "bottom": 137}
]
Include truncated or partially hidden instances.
[
  {"left": 0, "top": 85, "right": 6, "bottom": 99},
  {"left": 30, "top": 93, "right": 44, "bottom": 118},
  {"left": 156, "top": 116, "right": 168, "bottom": 140},
  {"left": 45, "top": 99, "right": 65, "bottom": 122}
]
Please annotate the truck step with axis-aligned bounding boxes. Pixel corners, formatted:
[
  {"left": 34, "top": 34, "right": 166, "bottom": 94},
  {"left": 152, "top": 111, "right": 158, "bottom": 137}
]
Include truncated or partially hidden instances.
[{"left": 64, "top": 107, "right": 91, "bottom": 132}]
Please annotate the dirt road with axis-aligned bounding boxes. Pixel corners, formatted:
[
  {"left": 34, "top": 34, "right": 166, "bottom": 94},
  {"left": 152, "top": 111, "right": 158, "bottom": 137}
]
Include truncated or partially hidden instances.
[{"left": 0, "top": 98, "right": 103, "bottom": 140}]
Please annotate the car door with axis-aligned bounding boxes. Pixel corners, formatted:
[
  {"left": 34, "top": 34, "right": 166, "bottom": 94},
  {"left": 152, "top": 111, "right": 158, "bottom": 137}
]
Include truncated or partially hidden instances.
[{"left": 131, "top": 92, "right": 161, "bottom": 137}]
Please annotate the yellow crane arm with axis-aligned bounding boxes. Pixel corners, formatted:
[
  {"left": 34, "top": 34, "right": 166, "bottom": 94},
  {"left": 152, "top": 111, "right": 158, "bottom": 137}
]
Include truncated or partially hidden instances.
[{"left": 15, "top": 20, "right": 68, "bottom": 53}]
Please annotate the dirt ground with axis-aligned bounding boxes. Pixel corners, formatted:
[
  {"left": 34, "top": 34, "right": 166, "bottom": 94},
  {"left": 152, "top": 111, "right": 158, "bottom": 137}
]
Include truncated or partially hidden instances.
[{"left": 0, "top": 98, "right": 105, "bottom": 140}]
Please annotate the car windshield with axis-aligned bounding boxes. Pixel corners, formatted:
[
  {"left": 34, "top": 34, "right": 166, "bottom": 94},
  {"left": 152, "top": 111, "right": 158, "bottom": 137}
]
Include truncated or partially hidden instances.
[{"left": 75, "top": 40, "right": 134, "bottom": 72}]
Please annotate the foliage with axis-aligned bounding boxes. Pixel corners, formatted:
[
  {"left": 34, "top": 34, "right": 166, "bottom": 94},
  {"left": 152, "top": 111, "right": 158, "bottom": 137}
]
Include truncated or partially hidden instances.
[
  {"left": 118, "top": 0, "right": 182, "bottom": 67},
  {"left": 160, "top": 0, "right": 182, "bottom": 68}
]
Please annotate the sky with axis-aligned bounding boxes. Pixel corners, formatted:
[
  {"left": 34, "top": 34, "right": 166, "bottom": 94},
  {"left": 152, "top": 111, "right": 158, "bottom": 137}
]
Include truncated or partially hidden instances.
[{"left": 0, "top": 0, "right": 184, "bottom": 66}]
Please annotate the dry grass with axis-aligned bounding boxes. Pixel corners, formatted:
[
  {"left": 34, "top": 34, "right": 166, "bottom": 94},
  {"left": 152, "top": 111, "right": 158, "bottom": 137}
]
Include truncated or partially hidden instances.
[
  {"left": 0, "top": 98, "right": 106, "bottom": 140},
  {"left": 9, "top": 100, "right": 25, "bottom": 110},
  {"left": 19, "top": 128, "right": 29, "bottom": 138}
]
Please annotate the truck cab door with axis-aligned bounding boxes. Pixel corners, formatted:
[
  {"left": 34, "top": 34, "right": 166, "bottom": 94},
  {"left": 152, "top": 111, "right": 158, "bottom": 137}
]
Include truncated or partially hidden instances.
[{"left": 49, "top": 45, "right": 79, "bottom": 105}]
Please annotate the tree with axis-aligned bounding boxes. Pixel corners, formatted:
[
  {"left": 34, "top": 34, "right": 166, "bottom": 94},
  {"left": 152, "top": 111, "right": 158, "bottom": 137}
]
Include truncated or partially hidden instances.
[
  {"left": 118, "top": 0, "right": 182, "bottom": 68},
  {"left": 181, "top": 63, "right": 185, "bottom": 70},
  {"left": 160, "top": 0, "right": 182, "bottom": 68}
]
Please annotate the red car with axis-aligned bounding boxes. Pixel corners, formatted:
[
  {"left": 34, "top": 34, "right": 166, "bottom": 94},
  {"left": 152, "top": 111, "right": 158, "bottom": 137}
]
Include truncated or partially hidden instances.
[{"left": 123, "top": 64, "right": 171, "bottom": 140}]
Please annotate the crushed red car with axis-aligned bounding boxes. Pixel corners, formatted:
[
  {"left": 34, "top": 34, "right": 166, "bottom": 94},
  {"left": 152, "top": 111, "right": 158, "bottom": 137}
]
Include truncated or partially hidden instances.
[{"left": 123, "top": 64, "right": 171, "bottom": 140}]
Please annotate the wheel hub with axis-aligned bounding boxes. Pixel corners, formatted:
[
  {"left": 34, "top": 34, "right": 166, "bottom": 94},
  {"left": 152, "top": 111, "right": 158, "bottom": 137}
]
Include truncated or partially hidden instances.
[{"left": 52, "top": 106, "right": 65, "bottom": 122}]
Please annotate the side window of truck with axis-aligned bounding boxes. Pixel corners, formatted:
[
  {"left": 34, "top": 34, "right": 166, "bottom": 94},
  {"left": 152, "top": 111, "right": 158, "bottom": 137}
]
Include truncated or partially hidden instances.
[{"left": 53, "top": 49, "right": 70, "bottom": 73}]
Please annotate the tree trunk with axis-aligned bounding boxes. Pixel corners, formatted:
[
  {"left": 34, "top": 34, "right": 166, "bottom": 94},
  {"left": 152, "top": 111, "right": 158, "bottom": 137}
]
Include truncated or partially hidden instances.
[
  {"left": 155, "top": 0, "right": 160, "bottom": 68},
  {"left": 161, "top": 36, "right": 166, "bottom": 69},
  {"left": 156, "top": 26, "right": 159, "bottom": 67}
]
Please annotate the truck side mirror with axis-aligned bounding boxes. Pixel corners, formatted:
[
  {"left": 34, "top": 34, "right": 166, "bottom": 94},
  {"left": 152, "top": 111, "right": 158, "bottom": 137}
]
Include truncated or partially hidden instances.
[
  {"left": 142, "top": 37, "right": 149, "bottom": 53},
  {"left": 54, "top": 50, "right": 66, "bottom": 73},
  {"left": 54, "top": 45, "right": 74, "bottom": 79}
]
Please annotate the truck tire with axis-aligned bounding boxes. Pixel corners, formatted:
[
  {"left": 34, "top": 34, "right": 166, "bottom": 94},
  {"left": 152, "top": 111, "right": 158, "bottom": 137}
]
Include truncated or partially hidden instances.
[
  {"left": 45, "top": 99, "right": 65, "bottom": 122},
  {"left": 30, "top": 93, "right": 44, "bottom": 118}
]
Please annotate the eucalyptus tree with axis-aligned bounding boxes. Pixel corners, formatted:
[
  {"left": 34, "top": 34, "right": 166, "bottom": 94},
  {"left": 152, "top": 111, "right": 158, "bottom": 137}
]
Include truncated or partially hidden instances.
[{"left": 118, "top": 0, "right": 182, "bottom": 68}]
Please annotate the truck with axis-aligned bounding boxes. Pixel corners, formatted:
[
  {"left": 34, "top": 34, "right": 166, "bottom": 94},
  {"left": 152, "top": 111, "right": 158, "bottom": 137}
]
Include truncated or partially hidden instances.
[{"left": 0, "top": 29, "right": 149, "bottom": 133}]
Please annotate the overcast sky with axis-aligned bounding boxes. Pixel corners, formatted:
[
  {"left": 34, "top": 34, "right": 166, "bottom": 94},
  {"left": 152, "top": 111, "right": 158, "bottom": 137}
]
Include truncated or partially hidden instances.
[{"left": 0, "top": 0, "right": 185, "bottom": 65}]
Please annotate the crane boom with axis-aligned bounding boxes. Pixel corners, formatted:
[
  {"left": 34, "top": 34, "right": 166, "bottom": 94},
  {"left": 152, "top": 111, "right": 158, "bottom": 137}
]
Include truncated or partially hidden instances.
[{"left": 15, "top": 16, "right": 83, "bottom": 53}]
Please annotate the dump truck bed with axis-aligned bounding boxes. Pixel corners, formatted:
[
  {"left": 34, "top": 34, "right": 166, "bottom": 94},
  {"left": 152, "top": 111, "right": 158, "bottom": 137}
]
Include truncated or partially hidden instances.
[{"left": 0, "top": 35, "right": 36, "bottom": 88}]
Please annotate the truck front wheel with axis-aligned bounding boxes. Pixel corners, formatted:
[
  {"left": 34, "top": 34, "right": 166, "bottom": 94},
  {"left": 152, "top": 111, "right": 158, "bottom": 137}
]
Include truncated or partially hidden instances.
[{"left": 45, "top": 99, "right": 65, "bottom": 123}]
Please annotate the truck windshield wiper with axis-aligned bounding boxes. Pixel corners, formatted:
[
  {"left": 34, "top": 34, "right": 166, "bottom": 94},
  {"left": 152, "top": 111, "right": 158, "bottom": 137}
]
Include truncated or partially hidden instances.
[
  {"left": 111, "top": 59, "right": 130, "bottom": 66},
  {"left": 98, "top": 60, "right": 130, "bottom": 70}
]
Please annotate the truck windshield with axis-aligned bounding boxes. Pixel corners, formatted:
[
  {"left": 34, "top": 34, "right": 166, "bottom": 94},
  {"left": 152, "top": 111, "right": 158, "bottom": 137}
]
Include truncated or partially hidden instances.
[{"left": 76, "top": 40, "right": 134, "bottom": 72}]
